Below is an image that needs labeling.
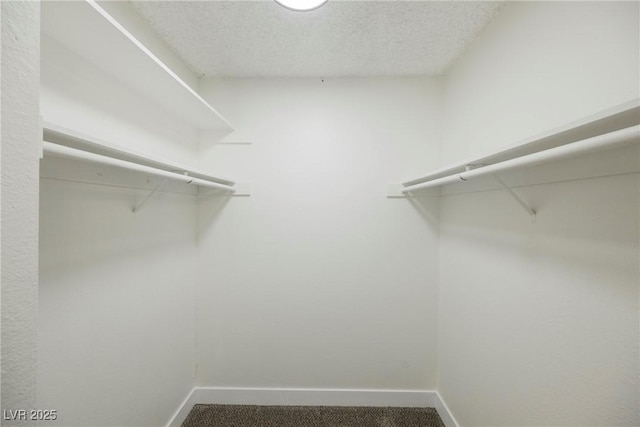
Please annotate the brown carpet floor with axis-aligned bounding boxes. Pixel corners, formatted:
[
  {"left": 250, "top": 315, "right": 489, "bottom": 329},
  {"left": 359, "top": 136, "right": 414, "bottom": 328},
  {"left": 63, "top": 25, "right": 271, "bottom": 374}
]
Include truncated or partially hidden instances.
[{"left": 181, "top": 404, "right": 446, "bottom": 427}]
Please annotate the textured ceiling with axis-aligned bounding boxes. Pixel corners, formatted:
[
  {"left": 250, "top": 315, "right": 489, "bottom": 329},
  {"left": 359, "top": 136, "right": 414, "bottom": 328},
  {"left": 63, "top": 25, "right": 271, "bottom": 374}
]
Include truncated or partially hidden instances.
[{"left": 130, "top": 0, "right": 504, "bottom": 77}]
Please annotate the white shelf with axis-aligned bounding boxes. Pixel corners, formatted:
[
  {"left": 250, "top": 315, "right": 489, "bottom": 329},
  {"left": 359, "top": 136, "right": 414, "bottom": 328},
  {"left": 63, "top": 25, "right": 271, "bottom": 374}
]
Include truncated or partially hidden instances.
[
  {"left": 388, "top": 100, "right": 640, "bottom": 209},
  {"left": 41, "top": 0, "right": 232, "bottom": 131},
  {"left": 43, "top": 122, "right": 236, "bottom": 187},
  {"left": 403, "top": 99, "right": 640, "bottom": 187}
]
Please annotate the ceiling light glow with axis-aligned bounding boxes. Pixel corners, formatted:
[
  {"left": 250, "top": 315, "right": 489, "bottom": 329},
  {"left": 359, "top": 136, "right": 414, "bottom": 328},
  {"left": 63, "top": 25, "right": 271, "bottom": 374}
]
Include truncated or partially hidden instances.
[{"left": 275, "top": 0, "right": 328, "bottom": 12}]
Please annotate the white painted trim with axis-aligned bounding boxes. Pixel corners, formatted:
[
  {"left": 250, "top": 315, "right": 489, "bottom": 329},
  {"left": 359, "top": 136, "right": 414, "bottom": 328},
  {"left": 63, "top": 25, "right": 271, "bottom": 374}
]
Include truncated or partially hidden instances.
[
  {"left": 192, "top": 387, "right": 435, "bottom": 407},
  {"left": 166, "top": 388, "right": 197, "bottom": 427},
  {"left": 166, "top": 387, "right": 458, "bottom": 427},
  {"left": 435, "top": 391, "right": 460, "bottom": 427}
]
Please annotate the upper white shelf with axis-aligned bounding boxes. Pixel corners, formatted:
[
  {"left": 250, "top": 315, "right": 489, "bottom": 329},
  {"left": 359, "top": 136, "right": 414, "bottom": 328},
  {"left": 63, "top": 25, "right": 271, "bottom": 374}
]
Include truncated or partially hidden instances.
[
  {"left": 403, "top": 99, "right": 640, "bottom": 187},
  {"left": 41, "top": 0, "right": 232, "bottom": 131}
]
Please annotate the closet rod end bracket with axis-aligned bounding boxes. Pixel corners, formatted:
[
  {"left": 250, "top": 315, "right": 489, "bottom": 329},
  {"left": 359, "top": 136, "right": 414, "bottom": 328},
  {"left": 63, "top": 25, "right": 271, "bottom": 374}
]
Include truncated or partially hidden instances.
[
  {"left": 386, "top": 184, "right": 407, "bottom": 198},
  {"left": 231, "top": 183, "right": 251, "bottom": 197}
]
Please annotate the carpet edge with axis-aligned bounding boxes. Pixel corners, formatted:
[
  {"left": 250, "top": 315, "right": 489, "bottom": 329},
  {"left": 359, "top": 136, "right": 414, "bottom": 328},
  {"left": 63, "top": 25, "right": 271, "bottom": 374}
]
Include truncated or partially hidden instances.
[{"left": 167, "top": 387, "right": 458, "bottom": 427}]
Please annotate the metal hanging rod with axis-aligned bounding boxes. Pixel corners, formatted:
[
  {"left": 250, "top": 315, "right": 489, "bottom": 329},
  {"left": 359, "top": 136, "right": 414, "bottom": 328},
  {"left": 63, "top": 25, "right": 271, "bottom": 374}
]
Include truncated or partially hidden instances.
[
  {"left": 43, "top": 142, "right": 237, "bottom": 193},
  {"left": 402, "top": 100, "right": 640, "bottom": 187},
  {"left": 400, "top": 125, "right": 640, "bottom": 194}
]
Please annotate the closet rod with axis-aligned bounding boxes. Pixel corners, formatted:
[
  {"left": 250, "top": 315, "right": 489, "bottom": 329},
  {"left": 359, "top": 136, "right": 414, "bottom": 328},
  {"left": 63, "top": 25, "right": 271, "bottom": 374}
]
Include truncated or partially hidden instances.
[
  {"left": 402, "top": 125, "right": 640, "bottom": 193},
  {"left": 43, "top": 142, "right": 236, "bottom": 192}
]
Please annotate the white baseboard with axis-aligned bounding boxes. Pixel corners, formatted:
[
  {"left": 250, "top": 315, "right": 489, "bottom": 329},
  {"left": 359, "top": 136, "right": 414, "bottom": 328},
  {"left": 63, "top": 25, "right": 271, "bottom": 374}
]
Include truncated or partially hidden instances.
[
  {"left": 434, "top": 391, "right": 459, "bottom": 427},
  {"left": 167, "top": 387, "right": 457, "bottom": 427},
  {"left": 191, "top": 386, "right": 437, "bottom": 407},
  {"left": 167, "top": 388, "right": 198, "bottom": 427}
]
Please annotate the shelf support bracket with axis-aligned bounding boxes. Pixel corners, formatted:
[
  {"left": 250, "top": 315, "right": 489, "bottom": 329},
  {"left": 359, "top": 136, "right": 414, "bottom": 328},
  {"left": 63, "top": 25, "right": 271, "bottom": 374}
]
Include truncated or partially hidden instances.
[
  {"left": 132, "top": 178, "right": 168, "bottom": 214},
  {"left": 492, "top": 174, "right": 536, "bottom": 222}
]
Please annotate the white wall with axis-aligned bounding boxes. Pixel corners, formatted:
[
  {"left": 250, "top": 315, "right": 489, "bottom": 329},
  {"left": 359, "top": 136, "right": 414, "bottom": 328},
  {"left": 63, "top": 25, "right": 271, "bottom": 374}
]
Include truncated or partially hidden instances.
[
  {"left": 441, "top": 1, "right": 639, "bottom": 165},
  {"left": 438, "top": 175, "right": 639, "bottom": 426},
  {"left": 37, "top": 4, "right": 205, "bottom": 425},
  {"left": 23, "top": 2, "right": 640, "bottom": 426},
  {"left": 1, "top": 1, "right": 40, "bottom": 423},
  {"left": 195, "top": 77, "right": 442, "bottom": 390},
  {"left": 437, "top": 2, "right": 640, "bottom": 426},
  {"left": 38, "top": 173, "right": 197, "bottom": 427}
]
